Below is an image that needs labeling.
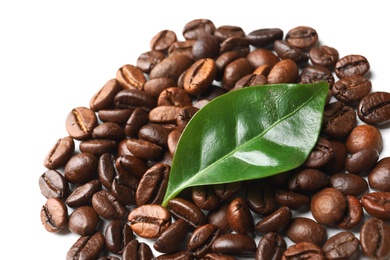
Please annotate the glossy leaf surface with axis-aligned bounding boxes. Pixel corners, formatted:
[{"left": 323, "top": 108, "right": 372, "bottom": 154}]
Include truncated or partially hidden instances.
[{"left": 162, "top": 82, "right": 329, "bottom": 206}]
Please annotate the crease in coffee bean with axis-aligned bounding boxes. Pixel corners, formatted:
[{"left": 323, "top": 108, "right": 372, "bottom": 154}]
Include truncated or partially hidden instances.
[{"left": 72, "top": 109, "right": 89, "bottom": 133}]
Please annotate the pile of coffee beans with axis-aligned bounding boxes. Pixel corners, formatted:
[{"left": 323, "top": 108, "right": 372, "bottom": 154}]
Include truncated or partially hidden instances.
[{"left": 39, "top": 18, "right": 390, "bottom": 259}]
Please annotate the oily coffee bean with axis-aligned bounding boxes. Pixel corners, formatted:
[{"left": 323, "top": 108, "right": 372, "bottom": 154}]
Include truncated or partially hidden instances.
[
  {"left": 206, "top": 202, "right": 231, "bottom": 234},
  {"left": 214, "top": 25, "right": 245, "bottom": 42},
  {"left": 168, "top": 40, "right": 196, "bottom": 58},
  {"left": 98, "top": 108, "right": 133, "bottom": 126},
  {"left": 167, "top": 197, "right": 207, "bottom": 228},
  {"left": 128, "top": 204, "right": 172, "bottom": 239},
  {"left": 155, "top": 250, "right": 195, "bottom": 260},
  {"left": 221, "top": 57, "right": 254, "bottom": 89},
  {"left": 43, "top": 136, "right": 75, "bottom": 169},
  {"left": 187, "top": 223, "right": 221, "bottom": 258},
  {"left": 246, "top": 28, "right": 284, "bottom": 48},
  {"left": 40, "top": 197, "right": 68, "bottom": 233},
  {"left": 79, "top": 139, "right": 117, "bottom": 157},
  {"left": 183, "top": 58, "right": 217, "bottom": 95},
  {"left": 254, "top": 206, "right": 292, "bottom": 235},
  {"left": 98, "top": 257, "right": 120, "bottom": 260},
  {"left": 191, "top": 185, "right": 220, "bottom": 211},
  {"left": 92, "top": 122, "right": 125, "bottom": 140},
  {"left": 256, "top": 232, "right": 287, "bottom": 260},
  {"left": 215, "top": 51, "right": 244, "bottom": 81},
  {"left": 116, "top": 64, "right": 146, "bottom": 90},
  {"left": 115, "top": 154, "right": 147, "bottom": 180},
  {"left": 68, "top": 205, "right": 99, "bottom": 236},
  {"left": 97, "top": 152, "right": 117, "bottom": 190},
  {"left": 322, "top": 139, "right": 348, "bottom": 174},
  {"left": 192, "top": 35, "right": 220, "bottom": 60},
  {"left": 138, "top": 123, "right": 172, "bottom": 148},
  {"left": 309, "top": 45, "right": 339, "bottom": 68},
  {"left": 304, "top": 137, "right": 334, "bottom": 169},
  {"left": 298, "top": 64, "right": 335, "bottom": 87},
  {"left": 176, "top": 106, "right": 199, "bottom": 130},
  {"left": 114, "top": 88, "right": 157, "bottom": 112},
  {"left": 89, "top": 78, "right": 123, "bottom": 111},
  {"left": 361, "top": 191, "right": 390, "bottom": 221},
  {"left": 329, "top": 172, "right": 368, "bottom": 197},
  {"left": 285, "top": 25, "right": 318, "bottom": 50},
  {"left": 345, "top": 124, "right": 383, "bottom": 154},
  {"left": 150, "top": 29, "right": 177, "bottom": 52},
  {"left": 336, "top": 195, "right": 363, "bottom": 230},
  {"left": 211, "top": 233, "right": 257, "bottom": 256},
  {"left": 368, "top": 157, "right": 390, "bottom": 191},
  {"left": 150, "top": 53, "right": 194, "bottom": 82},
  {"left": 219, "top": 36, "right": 250, "bottom": 56},
  {"left": 335, "top": 54, "right": 370, "bottom": 78},
  {"left": 111, "top": 171, "right": 138, "bottom": 206},
  {"left": 275, "top": 189, "right": 311, "bottom": 210},
  {"left": 124, "top": 107, "right": 149, "bottom": 138},
  {"left": 157, "top": 87, "right": 193, "bottom": 107},
  {"left": 143, "top": 77, "right": 177, "bottom": 98},
  {"left": 154, "top": 219, "right": 191, "bottom": 254},
  {"left": 65, "top": 106, "right": 98, "bottom": 140},
  {"left": 148, "top": 105, "right": 182, "bottom": 124},
  {"left": 246, "top": 48, "right": 280, "bottom": 70},
  {"left": 246, "top": 181, "right": 278, "bottom": 215},
  {"left": 167, "top": 129, "right": 181, "bottom": 155},
  {"left": 66, "top": 232, "right": 105, "bottom": 260},
  {"left": 126, "top": 138, "right": 163, "bottom": 160},
  {"left": 345, "top": 147, "right": 379, "bottom": 174},
  {"left": 182, "top": 18, "right": 216, "bottom": 40},
  {"left": 332, "top": 75, "right": 372, "bottom": 105},
  {"left": 66, "top": 179, "right": 102, "bottom": 208},
  {"left": 227, "top": 197, "right": 254, "bottom": 236},
  {"left": 287, "top": 168, "right": 329, "bottom": 192},
  {"left": 39, "top": 169, "right": 69, "bottom": 199},
  {"left": 136, "top": 50, "right": 166, "bottom": 74},
  {"left": 230, "top": 73, "right": 267, "bottom": 91},
  {"left": 267, "top": 58, "right": 299, "bottom": 84},
  {"left": 122, "top": 239, "right": 154, "bottom": 260},
  {"left": 64, "top": 152, "right": 98, "bottom": 184},
  {"left": 203, "top": 253, "right": 237, "bottom": 260},
  {"left": 273, "top": 40, "right": 309, "bottom": 65},
  {"left": 104, "top": 219, "right": 135, "bottom": 254},
  {"left": 285, "top": 217, "right": 327, "bottom": 246},
  {"left": 360, "top": 217, "right": 390, "bottom": 259},
  {"left": 358, "top": 91, "right": 390, "bottom": 125},
  {"left": 322, "top": 101, "right": 357, "bottom": 138},
  {"left": 92, "top": 189, "right": 127, "bottom": 220},
  {"left": 322, "top": 231, "right": 359, "bottom": 260},
  {"left": 311, "top": 187, "right": 346, "bottom": 226},
  {"left": 282, "top": 242, "right": 325, "bottom": 260}
]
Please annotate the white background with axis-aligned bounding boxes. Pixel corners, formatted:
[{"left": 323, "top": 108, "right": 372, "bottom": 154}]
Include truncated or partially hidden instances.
[{"left": 1, "top": 0, "right": 389, "bottom": 259}]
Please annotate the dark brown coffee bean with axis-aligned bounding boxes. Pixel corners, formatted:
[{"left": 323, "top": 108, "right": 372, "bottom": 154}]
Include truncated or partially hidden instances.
[
  {"left": 114, "top": 88, "right": 156, "bottom": 112},
  {"left": 230, "top": 73, "right": 267, "bottom": 91},
  {"left": 322, "top": 101, "right": 357, "bottom": 139},
  {"left": 345, "top": 124, "right": 383, "bottom": 154},
  {"left": 135, "top": 163, "right": 170, "bottom": 206},
  {"left": 336, "top": 195, "right": 363, "bottom": 230},
  {"left": 360, "top": 217, "right": 390, "bottom": 259},
  {"left": 97, "top": 153, "right": 117, "bottom": 190},
  {"left": 207, "top": 202, "right": 232, "bottom": 234},
  {"left": 115, "top": 154, "right": 147, "bottom": 180},
  {"left": 247, "top": 48, "right": 280, "bottom": 69},
  {"left": 211, "top": 233, "right": 256, "bottom": 256},
  {"left": 89, "top": 78, "right": 123, "bottom": 111},
  {"left": 322, "top": 231, "right": 359, "bottom": 260},
  {"left": 282, "top": 242, "right": 324, "bottom": 260},
  {"left": 246, "top": 181, "right": 278, "bottom": 216},
  {"left": 150, "top": 53, "right": 194, "bottom": 82},
  {"left": 227, "top": 197, "right": 254, "bottom": 236},
  {"left": 144, "top": 77, "right": 177, "bottom": 98},
  {"left": 335, "top": 54, "right": 370, "bottom": 78},
  {"left": 92, "top": 122, "right": 125, "bottom": 140},
  {"left": 255, "top": 206, "right": 292, "bottom": 235},
  {"left": 368, "top": 157, "right": 390, "bottom": 191},
  {"left": 79, "top": 139, "right": 117, "bottom": 157},
  {"left": 167, "top": 197, "right": 206, "bottom": 228},
  {"left": 332, "top": 75, "right": 372, "bottom": 105},
  {"left": 66, "top": 232, "right": 105, "bottom": 260},
  {"left": 138, "top": 123, "right": 172, "bottom": 148},
  {"left": 158, "top": 87, "right": 192, "bottom": 107},
  {"left": 246, "top": 28, "right": 284, "bottom": 48},
  {"left": 128, "top": 204, "right": 171, "bottom": 239},
  {"left": 98, "top": 108, "right": 133, "bottom": 126},
  {"left": 345, "top": 147, "right": 379, "bottom": 174},
  {"left": 273, "top": 40, "right": 309, "bottom": 65},
  {"left": 136, "top": 50, "right": 166, "bottom": 74},
  {"left": 309, "top": 45, "right": 339, "bottom": 68},
  {"left": 220, "top": 36, "right": 250, "bottom": 56},
  {"left": 285, "top": 217, "right": 327, "bottom": 246},
  {"left": 104, "top": 219, "right": 134, "bottom": 254},
  {"left": 122, "top": 239, "right": 154, "bottom": 260},
  {"left": 39, "top": 169, "right": 69, "bottom": 199},
  {"left": 288, "top": 168, "right": 329, "bottom": 192},
  {"left": 111, "top": 171, "right": 138, "bottom": 206},
  {"left": 253, "top": 64, "right": 272, "bottom": 76},
  {"left": 267, "top": 58, "right": 299, "bottom": 84},
  {"left": 322, "top": 139, "right": 348, "bottom": 174},
  {"left": 221, "top": 57, "right": 253, "bottom": 89},
  {"left": 304, "top": 137, "right": 334, "bottom": 169},
  {"left": 116, "top": 64, "right": 146, "bottom": 90},
  {"left": 66, "top": 179, "right": 101, "bottom": 208},
  {"left": 285, "top": 26, "right": 318, "bottom": 50},
  {"left": 256, "top": 232, "right": 287, "bottom": 260},
  {"left": 155, "top": 250, "right": 195, "bottom": 260},
  {"left": 40, "top": 197, "right": 68, "bottom": 233},
  {"left": 275, "top": 189, "right": 310, "bottom": 210},
  {"left": 361, "top": 191, "right": 390, "bottom": 221},
  {"left": 148, "top": 105, "right": 182, "bottom": 124},
  {"left": 214, "top": 25, "right": 245, "bottom": 42},
  {"left": 167, "top": 129, "right": 181, "bottom": 156},
  {"left": 66, "top": 106, "right": 98, "bottom": 140},
  {"left": 191, "top": 185, "right": 220, "bottom": 211},
  {"left": 299, "top": 64, "right": 335, "bottom": 87},
  {"left": 92, "top": 189, "right": 127, "bottom": 220},
  {"left": 187, "top": 223, "right": 221, "bottom": 258},
  {"left": 168, "top": 40, "right": 196, "bottom": 58},
  {"left": 98, "top": 256, "right": 120, "bottom": 260},
  {"left": 68, "top": 205, "right": 99, "bottom": 236},
  {"left": 43, "top": 136, "right": 75, "bottom": 169},
  {"left": 154, "top": 219, "right": 191, "bottom": 254},
  {"left": 124, "top": 107, "right": 149, "bottom": 138},
  {"left": 192, "top": 35, "right": 220, "bottom": 60},
  {"left": 183, "top": 58, "right": 217, "bottom": 95},
  {"left": 176, "top": 106, "right": 200, "bottom": 131},
  {"left": 64, "top": 152, "right": 98, "bottom": 184},
  {"left": 358, "top": 91, "right": 390, "bottom": 125},
  {"left": 311, "top": 187, "right": 346, "bottom": 226},
  {"left": 204, "top": 253, "right": 237, "bottom": 260},
  {"left": 150, "top": 29, "right": 177, "bottom": 52},
  {"left": 215, "top": 51, "right": 245, "bottom": 81},
  {"left": 126, "top": 138, "right": 163, "bottom": 160},
  {"left": 329, "top": 172, "right": 368, "bottom": 197},
  {"left": 214, "top": 182, "right": 241, "bottom": 201},
  {"left": 182, "top": 18, "right": 216, "bottom": 40}
]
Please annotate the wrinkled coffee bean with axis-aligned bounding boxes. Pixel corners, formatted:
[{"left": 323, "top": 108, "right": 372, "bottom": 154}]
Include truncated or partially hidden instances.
[
  {"left": 361, "top": 191, "right": 390, "bottom": 221},
  {"left": 39, "top": 169, "right": 69, "bottom": 199},
  {"left": 358, "top": 91, "right": 390, "bottom": 125},
  {"left": 256, "top": 232, "right": 287, "bottom": 260},
  {"left": 335, "top": 54, "right": 370, "bottom": 78},
  {"left": 41, "top": 197, "right": 68, "bottom": 233},
  {"left": 66, "top": 232, "right": 105, "bottom": 260},
  {"left": 43, "top": 136, "right": 75, "bottom": 170},
  {"left": 360, "top": 217, "right": 390, "bottom": 259}
]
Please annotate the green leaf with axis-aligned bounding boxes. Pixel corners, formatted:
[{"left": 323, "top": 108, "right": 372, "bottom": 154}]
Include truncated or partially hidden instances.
[{"left": 161, "top": 81, "right": 329, "bottom": 206}]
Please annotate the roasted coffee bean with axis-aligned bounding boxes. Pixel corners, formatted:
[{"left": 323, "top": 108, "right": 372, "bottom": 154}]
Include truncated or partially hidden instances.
[
  {"left": 122, "top": 239, "right": 154, "bottom": 260},
  {"left": 273, "top": 40, "right": 309, "bottom": 65},
  {"left": 255, "top": 206, "right": 292, "bottom": 235},
  {"left": 256, "top": 232, "right": 287, "bottom": 260},
  {"left": 150, "top": 29, "right": 177, "bottom": 52},
  {"left": 43, "top": 136, "right": 75, "bottom": 169},
  {"left": 187, "top": 223, "right": 221, "bottom": 258},
  {"left": 336, "top": 195, "right": 363, "bottom": 230},
  {"left": 66, "top": 179, "right": 101, "bottom": 208},
  {"left": 98, "top": 256, "right": 120, "bottom": 260},
  {"left": 227, "top": 197, "right": 254, "bottom": 236},
  {"left": 92, "top": 189, "right": 127, "bottom": 220},
  {"left": 329, "top": 172, "right": 368, "bottom": 197},
  {"left": 299, "top": 64, "right": 334, "bottom": 87},
  {"left": 304, "top": 137, "right": 334, "bottom": 169},
  {"left": 183, "top": 58, "right": 217, "bottom": 95},
  {"left": 322, "top": 101, "right": 356, "bottom": 138},
  {"left": 275, "top": 189, "right": 311, "bottom": 210},
  {"left": 39, "top": 169, "right": 69, "bottom": 199},
  {"left": 97, "top": 153, "right": 117, "bottom": 189},
  {"left": 182, "top": 18, "right": 216, "bottom": 40},
  {"left": 79, "top": 139, "right": 117, "bottom": 157},
  {"left": 246, "top": 28, "right": 284, "bottom": 48},
  {"left": 65, "top": 106, "right": 98, "bottom": 140},
  {"left": 322, "top": 139, "right": 348, "bottom": 174},
  {"left": 115, "top": 154, "right": 147, "bottom": 180},
  {"left": 322, "top": 231, "right": 359, "bottom": 260},
  {"left": 222, "top": 57, "right": 253, "bottom": 89},
  {"left": 368, "top": 157, "right": 390, "bottom": 191},
  {"left": 267, "top": 58, "right": 299, "bottom": 84},
  {"left": 114, "top": 88, "right": 156, "bottom": 112},
  {"left": 138, "top": 123, "right": 172, "bottom": 148},
  {"left": 215, "top": 51, "right": 244, "bottom": 81},
  {"left": 150, "top": 53, "right": 194, "bottom": 82},
  {"left": 213, "top": 182, "right": 241, "bottom": 201},
  {"left": 158, "top": 87, "right": 192, "bottom": 107},
  {"left": 214, "top": 25, "right": 245, "bottom": 42},
  {"left": 309, "top": 45, "right": 339, "bottom": 68},
  {"left": 246, "top": 48, "right": 280, "bottom": 69},
  {"left": 191, "top": 185, "right": 220, "bottom": 211},
  {"left": 167, "top": 129, "right": 181, "bottom": 155},
  {"left": 253, "top": 64, "right": 272, "bottom": 76},
  {"left": 116, "top": 64, "right": 146, "bottom": 90},
  {"left": 332, "top": 75, "right": 372, "bottom": 105},
  {"left": 124, "top": 107, "right": 149, "bottom": 138},
  {"left": 285, "top": 25, "right": 318, "bottom": 50},
  {"left": 144, "top": 77, "right": 177, "bottom": 98},
  {"left": 361, "top": 191, "right": 390, "bottom": 221},
  {"left": 311, "top": 187, "right": 346, "bottom": 226},
  {"left": 204, "top": 253, "right": 237, "bottom": 260},
  {"left": 64, "top": 152, "right": 98, "bottom": 184},
  {"left": 155, "top": 250, "right": 195, "bottom": 260},
  {"left": 287, "top": 168, "right": 329, "bottom": 192},
  {"left": 111, "top": 171, "right": 138, "bottom": 205},
  {"left": 211, "top": 233, "right": 256, "bottom": 256},
  {"left": 68, "top": 205, "right": 99, "bottom": 236},
  {"left": 285, "top": 217, "right": 327, "bottom": 246},
  {"left": 168, "top": 40, "right": 196, "bottom": 58},
  {"left": 136, "top": 50, "right": 166, "bottom": 74},
  {"left": 126, "top": 138, "right": 163, "bottom": 160},
  {"left": 92, "top": 122, "right": 125, "bottom": 140},
  {"left": 90, "top": 78, "right": 123, "bottom": 111},
  {"left": 345, "top": 124, "right": 383, "bottom": 154},
  {"left": 335, "top": 54, "right": 370, "bottom": 78},
  {"left": 207, "top": 202, "right": 232, "bottom": 234},
  {"left": 230, "top": 73, "right": 267, "bottom": 91},
  {"left": 176, "top": 106, "right": 199, "bottom": 131},
  {"left": 192, "top": 35, "right": 220, "bottom": 60},
  {"left": 360, "top": 217, "right": 390, "bottom": 259},
  {"left": 40, "top": 197, "right": 68, "bottom": 233},
  {"left": 66, "top": 232, "right": 105, "bottom": 260},
  {"left": 220, "top": 36, "right": 250, "bottom": 56},
  {"left": 246, "top": 181, "right": 278, "bottom": 215},
  {"left": 148, "top": 105, "right": 182, "bottom": 124},
  {"left": 104, "top": 219, "right": 134, "bottom": 254},
  {"left": 345, "top": 147, "right": 379, "bottom": 174},
  {"left": 98, "top": 108, "right": 133, "bottom": 126},
  {"left": 154, "top": 219, "right": 190, "bottom": 254},
  {"left": 358, "top": 91, "right": 390, "bottom": 125},
  {"left": 167, "top": 197, "right": 206, "bottom": 228},
  {"left": 128, "top": 204, "right": 171, "bottom": 238},
  {"left": 282, "top": 242, "right": 324, "bottom": 260}
]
